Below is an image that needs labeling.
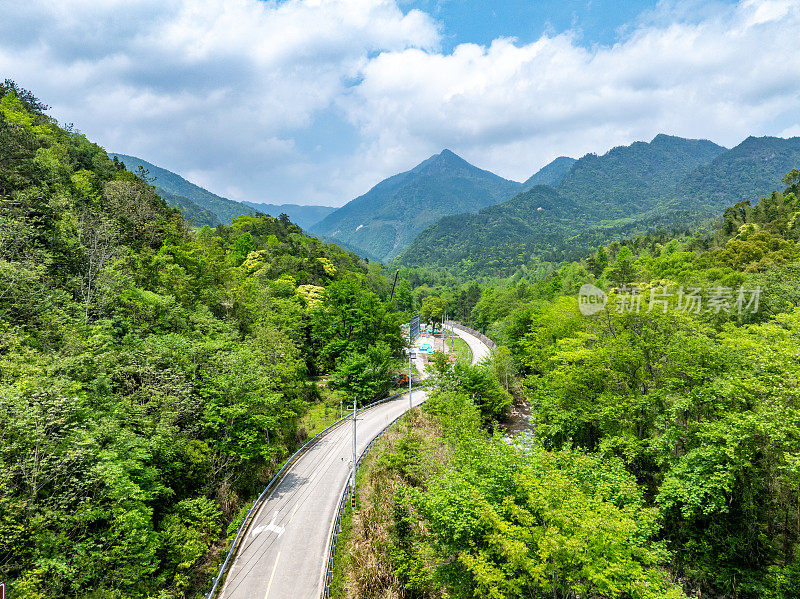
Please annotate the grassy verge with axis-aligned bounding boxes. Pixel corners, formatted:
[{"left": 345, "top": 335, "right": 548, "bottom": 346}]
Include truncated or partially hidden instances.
[
  {"left": 300, "top": 399, "right": 341, "bottom": 438},
  {"left": 330, "top": 407, "right": 445, "bottom": 599},
  {"left": 300, "top": 383, "right": 347, "bottom": 438},
  {"left": 447, "top": 335, "right": 472, "bottom": 365},
  {"left": 329, "top": 500, "right": 354, "bottom": 597}
]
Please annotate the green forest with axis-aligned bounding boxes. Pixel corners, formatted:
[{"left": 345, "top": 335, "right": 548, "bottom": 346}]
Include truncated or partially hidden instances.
[
  {"left": 4, "top": 77, "right": 800, "bottom": 599},
  {"left": 335, "top": 170, "right": 800, "bottom": 598},
  {"left": 0, "top": 84, "right": 407, "bottom": 598},
  {"left": 399, "top": 135, "right": 800, "bottom": 278}
]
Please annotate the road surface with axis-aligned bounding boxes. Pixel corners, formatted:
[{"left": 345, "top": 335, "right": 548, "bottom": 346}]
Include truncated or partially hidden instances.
[
  {"left": 219, "top": 327, "right": 489, "bottom": 599},
  {"left": 450, "top": 325, "right": 492, "bottom": 364}
]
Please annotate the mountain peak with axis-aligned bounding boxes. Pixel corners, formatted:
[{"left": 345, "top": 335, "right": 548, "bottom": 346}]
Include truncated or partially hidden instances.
[
  {"left": 311, "top": 149, "right": 522, "bottom": 262},
  {"left": 523, "top": 156, "right": 577, "bottom": 188},
  {"left": 418, "top": 148, "right": 471, "bottom": 169},
  {"left": 651, "top": 133, "right": 679, "bottom": 143}
]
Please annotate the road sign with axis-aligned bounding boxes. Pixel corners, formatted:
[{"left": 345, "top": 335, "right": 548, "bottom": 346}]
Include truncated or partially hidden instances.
[{"left": 410, "top": 314, "right": 420, "bottom": 342}]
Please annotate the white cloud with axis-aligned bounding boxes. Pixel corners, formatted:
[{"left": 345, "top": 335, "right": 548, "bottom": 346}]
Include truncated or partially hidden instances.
[
  {"left": 0, "top": 0, "right": 438, "bottom": 203},
  {"left": 1, "top": 0, "right": 799, "bottom": 205},
  {"left": 780, "top": 124, "right": 800, "bottom": 138},
  {"left": 344, "top": 0, "right": 800, "bottom": 183}
]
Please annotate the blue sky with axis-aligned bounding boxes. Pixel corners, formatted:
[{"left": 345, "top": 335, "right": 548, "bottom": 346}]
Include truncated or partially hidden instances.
[
  {"left": 405, "top": 0, "right": 667, "bottom": 48},
  {"left": 1, "top": 0, "right": 797, "bottom": 206}
]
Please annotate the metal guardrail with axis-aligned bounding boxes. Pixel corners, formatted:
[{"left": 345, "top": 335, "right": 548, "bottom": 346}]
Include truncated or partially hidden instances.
[
  {"left": 320, "top": 402, "right": 420, "bottom": 598},
  {"left": 445, "top": 320, "right": 498, "bottom": 351},
  {"left": 205, "top": 386, "right": 422, "bottom": 599},
  {"left": 319, "top": 325, "right": 496, "bottom": 597}
]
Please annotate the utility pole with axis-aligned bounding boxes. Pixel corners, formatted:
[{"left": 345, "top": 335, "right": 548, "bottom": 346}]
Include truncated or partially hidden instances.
[
  {"left": 351, "top": 397, "right": 357, "bottom": 494},
  {"left": 339, "top": 397, "right": 343, "bottom": 420},
  {"left": 408, "top": 350, "right": 413, "bottom": 409}
]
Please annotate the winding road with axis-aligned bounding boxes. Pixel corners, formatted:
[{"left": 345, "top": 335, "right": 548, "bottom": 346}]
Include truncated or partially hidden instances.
[
  {"left": 219, "top": 326, "right": 490, "bottom": 599},
  {"left": 448, "top": 323, "right": 492, "bottom": 364}
]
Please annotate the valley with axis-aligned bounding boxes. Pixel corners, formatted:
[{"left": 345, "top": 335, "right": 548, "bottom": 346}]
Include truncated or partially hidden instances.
[{"left": 3, "top": 77, "right": 800, "bottom": 599}]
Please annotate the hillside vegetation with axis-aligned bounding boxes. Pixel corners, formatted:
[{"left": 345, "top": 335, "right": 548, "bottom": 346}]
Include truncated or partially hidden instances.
[
  {"left": 346, "top": 170, "right": 800, "bottom": 599},
  {"left": 0, "top": 85, "right": 406, "bottom": 598},
  {"left": 311, "top": 149, "right": 522, "bottom": 262},
  {"left": 399, "top": 135, "right": 800, "bottom": 277},
  {"left": 110, "top": 153, "right": 257, "bottom": 227}
]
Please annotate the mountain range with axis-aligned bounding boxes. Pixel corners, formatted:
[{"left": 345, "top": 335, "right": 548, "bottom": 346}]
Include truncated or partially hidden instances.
[
  {"left": 398, "top": 135, "right": 800, "bottom": 276},
  {"left": 240, "top": 202, "right": 336, "bottom": 229},
  {"left": 113, "top": 134, "right": 800, "bottom": 277},
  {"left": 308, "top": 135, "right": 730, "bottom": 264},
  {"left": 309, "top": 149, "right": 522, "bottom": 262},
  {"left": 109, "top": 154, "right": 336, "bottom": 229}
]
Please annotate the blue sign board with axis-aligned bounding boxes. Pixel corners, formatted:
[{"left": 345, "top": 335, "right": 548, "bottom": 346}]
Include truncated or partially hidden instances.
[{"left": 410, "top": 314, "right": 421, "bottom": 343}]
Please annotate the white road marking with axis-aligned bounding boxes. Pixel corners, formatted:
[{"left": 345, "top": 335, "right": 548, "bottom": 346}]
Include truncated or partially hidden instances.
[
  {"left": 264, "top": 551, "right": 281, "bottom": 599},
  {"left": 251, "top": 511, "right": 285, "bottom": 537}
]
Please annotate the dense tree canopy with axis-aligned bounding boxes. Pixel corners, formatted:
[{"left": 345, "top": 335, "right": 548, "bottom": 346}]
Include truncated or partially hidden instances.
[
  {"left": 0, "top": 87, "right": 408, "bottom": 598},
  {"left": 338, "top": 170, "right": 800, "bottom": 599}
]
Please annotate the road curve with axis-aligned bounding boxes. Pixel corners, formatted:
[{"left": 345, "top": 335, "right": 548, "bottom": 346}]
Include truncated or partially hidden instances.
[
  {"left": 220, "top": 328, "right": 490, "bottom": 599},
  {"left": 452, "top": 325, "right": 492, "bottom": 364}
]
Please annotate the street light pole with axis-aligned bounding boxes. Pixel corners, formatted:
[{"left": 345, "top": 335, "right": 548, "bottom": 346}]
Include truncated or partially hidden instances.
[
  {"left": 446, "top": 314, "right": 453, "bottom": 350},
  {"left": 351, "top": 396, "right": 357, "bottom": 496},
  {"left": 408, "top": 350, "right": 412, "bottom": 409},
  {"left": 350, "top": 396, "right": 358, "bottom": 509}
]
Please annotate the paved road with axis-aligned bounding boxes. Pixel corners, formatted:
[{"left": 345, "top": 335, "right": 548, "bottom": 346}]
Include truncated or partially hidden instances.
[
  {"left": 219, "top": 327, "right": 489, "bottom": 599},
  {"left": 450, "top": 325, "right": 492, "bottom": 364}
]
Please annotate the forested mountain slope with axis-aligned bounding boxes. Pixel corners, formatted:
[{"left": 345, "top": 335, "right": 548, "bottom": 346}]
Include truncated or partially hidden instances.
[
  {"left": 400, "top": 185, "right": 579, "bottom": 274},
  {"left": 673, "top": 135, "right": 800, "bottom": 210},
  {"left": 521, "top": 155, "right": 576, "bottom": 188},
  {"left": 557, "top": 133, "right": 726, "bottom": 217},
  {"left": 399, "top": 135, "right": 800, "bottom": 277},
  {"left": 157, "top": 188, "right": 221, "bottom": 227},
  {"left": 0, "top": 86, "right": 406, "bottom": 599},
  {"left": 341, "top": 170, "right": 800, "bottom": 599},
  {"left": 311, "top": 149, "right": 522, "bottom": 262},
  {"left": 110, "top": 152, "right": 256, "bottom": 225}
]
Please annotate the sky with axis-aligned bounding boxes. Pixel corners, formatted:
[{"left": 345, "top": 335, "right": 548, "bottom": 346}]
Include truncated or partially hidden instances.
[{"left": 2, "top": 0, "right": 799, "bottom": 207}]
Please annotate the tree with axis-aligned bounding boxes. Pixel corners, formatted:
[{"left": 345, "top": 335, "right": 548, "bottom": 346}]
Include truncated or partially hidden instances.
[
  {"left": 454, "top": 362, "right": 512, "bottom": 422},
  {"left": 782, "top": 168, "right": 800, "bottom": 195},
  {"left": 333, "top": 342, "right": 397, "bottom": 404},
  {"left": 311, "top": 278, "right": 405, "bottom": 372},
  {"left": 421, "top": 295, "right": 447, "bottom": 328},
  {"left": 586, "top": 246, "right": 608, "bottom": 277},
  {"left": 77, "top": 209, "right": 118, "bottom": 323},
  {"left": 394, "top": 278, "right": 414, "bottom": 312},
  {"left": 606, "top": 245, "right": 636, "bottom": 287},
  {"left": 491, "top": 345, "right": 514, "bottom": 390}
]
